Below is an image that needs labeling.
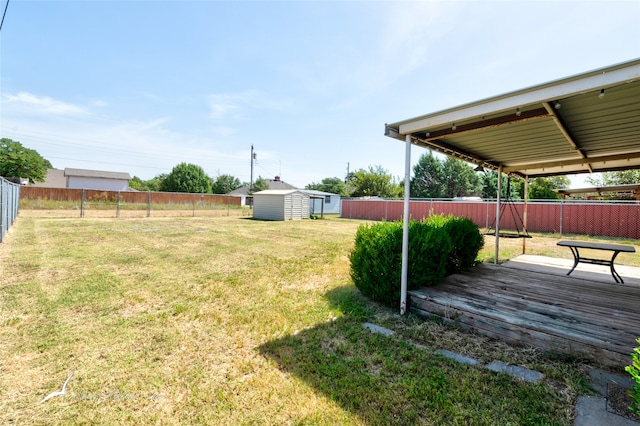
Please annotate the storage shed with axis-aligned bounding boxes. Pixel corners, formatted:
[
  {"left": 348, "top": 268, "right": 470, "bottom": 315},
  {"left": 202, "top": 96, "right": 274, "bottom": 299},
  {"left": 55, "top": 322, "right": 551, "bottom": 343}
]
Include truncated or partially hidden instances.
[{"left": 253, "top": 190, "right": 310, "bottom": 221}]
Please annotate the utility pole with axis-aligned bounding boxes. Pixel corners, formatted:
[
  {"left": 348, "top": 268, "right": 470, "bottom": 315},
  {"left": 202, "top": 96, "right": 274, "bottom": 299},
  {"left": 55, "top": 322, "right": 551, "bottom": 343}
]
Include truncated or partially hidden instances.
[
  {"left": 345, "top": 162, "right": 350, "bottom": 184},
  {"left": 250, "top": 145, "right": 256, "bottom": 193}
]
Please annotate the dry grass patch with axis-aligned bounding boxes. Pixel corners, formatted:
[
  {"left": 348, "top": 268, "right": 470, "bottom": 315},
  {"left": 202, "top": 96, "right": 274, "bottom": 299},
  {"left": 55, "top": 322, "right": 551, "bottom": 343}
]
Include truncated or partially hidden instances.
[{"left": 0, "top": 214, "right": 613, "bottom": 425}]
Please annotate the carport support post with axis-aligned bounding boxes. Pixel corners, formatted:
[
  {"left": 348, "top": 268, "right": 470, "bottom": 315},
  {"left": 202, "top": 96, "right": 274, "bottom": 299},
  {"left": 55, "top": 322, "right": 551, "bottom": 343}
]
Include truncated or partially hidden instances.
[
  {"left": 494, "top": 165, "right": 502, "bottom": 264},
  {"left": 400, "top": 134, "right": 412, "bottom": 315},
  {"left": 522, "top": 177, "right": 529, "bottom": 254}
]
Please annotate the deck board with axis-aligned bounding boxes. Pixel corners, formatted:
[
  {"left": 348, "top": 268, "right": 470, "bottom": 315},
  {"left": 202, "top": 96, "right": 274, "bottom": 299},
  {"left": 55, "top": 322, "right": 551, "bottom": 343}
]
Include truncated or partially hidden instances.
[{"left": 408, "top": 258, "right": 640, "bottom": 368}]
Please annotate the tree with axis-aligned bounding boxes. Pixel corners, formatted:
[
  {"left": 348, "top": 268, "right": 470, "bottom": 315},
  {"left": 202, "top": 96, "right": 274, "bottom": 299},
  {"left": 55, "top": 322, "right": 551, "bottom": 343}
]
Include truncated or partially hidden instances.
[
  {"left": 305, "top": 177, "right": 347, "bottom": 196},
  {"left": 250, "top": 176, "right": 269, "bottom": 194},
  {"left": 350, "top": 165, "right": 401, "bottom": 198},
  {"left": 528, "top": 176, "right": 570, "bottom": 199},
  {"left": 0, "top": 138, "right": 52, "bottom": 183},
  {"left": 212, "top": 174, "right": 242, "bottom": 194},
  {"left": 411, "top": 153, "right": 481, "bottom": 198},
  {"left": 129, "top": 174, "right": 165, "bottom": 191},
  {"left": 441, "top": 157, "right": 482, "bottom": 198},
  {"left": 160, "top": 163, "right": 211, "bottom": 193},
  {"left": 480, "top": 172, "right": 522, "bottom": 200},
  {"left": 410, "top": 152, "right": 445, "bottom": 198},
  {"left": 587, "top": 170, "right": 640, "bottom": 187}
]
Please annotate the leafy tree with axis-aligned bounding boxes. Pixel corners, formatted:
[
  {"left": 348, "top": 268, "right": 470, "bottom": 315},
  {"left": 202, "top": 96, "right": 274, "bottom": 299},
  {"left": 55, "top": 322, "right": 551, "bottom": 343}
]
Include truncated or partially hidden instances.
[
  {"left": 410, "top": 152, "right": 445, "bottom": 198},
  {"left": 441, "top": 157, "right": 482, "bottom": 198},
  {"left": 0, "top": 138, "right": 52, "bottom": 183},
  {"left": 480, "top": 172, "right": 522, "bottom": 200},
  {"left": 411, "top": 153, "right": 482, "bottom": 198},
  {"left": 250, "top": 176, "right": 269, "bottom": 194},
  {"left": 306, "top": 177, "right": 347, "bottom": 196},
  {"left": 587, "top": 170, "right": 640, "bottom": 186},
  {"left": 528, "top": 176, "right": 570, "bottom": 199},
  {"left": 212, "top": 174, "right": 242, "bottom": 194},
  {"left": 129, "top": 174, "right": 165, "bottom": 191},
  {"left": 350, "top": 165, "right": 401, "bottom": 198},
  {"left": 160, "top": 163, "right": 211, "bottom": 193}
]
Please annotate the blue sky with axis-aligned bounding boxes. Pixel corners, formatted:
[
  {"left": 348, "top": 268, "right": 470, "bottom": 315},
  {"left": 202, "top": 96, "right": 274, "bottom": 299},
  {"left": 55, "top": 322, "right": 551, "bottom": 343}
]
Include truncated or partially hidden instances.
[{"left": 1, "top": 1, "right": 639, "bottom": 189}]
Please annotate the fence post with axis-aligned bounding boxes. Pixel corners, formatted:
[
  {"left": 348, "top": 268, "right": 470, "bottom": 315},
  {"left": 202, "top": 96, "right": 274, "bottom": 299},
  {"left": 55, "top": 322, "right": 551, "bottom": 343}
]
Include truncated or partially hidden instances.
[
  {"left": 193, "top": 193, "right": 196, "bottom": 217},
  {"left": 485, "top": 200, "right": 489, "bottom": 229},
  {"left": 116, "top": 191, "right": 120, "bottom": 218},
  {"left": 227, "top": 195, "right": 230, "bottom": 216},
  {"left": 147, "top": 191, "right": 151, "bottom": 217},
  {"left": 81, "top": 188, "right": 85, "bottom": 218},
  {"left": 559, "top": 198, "right": 564, "bottom": 237}
]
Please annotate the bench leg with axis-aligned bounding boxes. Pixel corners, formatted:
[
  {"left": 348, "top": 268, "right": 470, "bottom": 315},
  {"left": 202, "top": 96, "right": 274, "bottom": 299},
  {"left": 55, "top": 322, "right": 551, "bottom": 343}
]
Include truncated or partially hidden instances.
[
  {"left": 610, "top": 251, "right": 623, "bottom": 284},
  {"left": 566, "top": 246, "right": 579, "bottom": 276}
]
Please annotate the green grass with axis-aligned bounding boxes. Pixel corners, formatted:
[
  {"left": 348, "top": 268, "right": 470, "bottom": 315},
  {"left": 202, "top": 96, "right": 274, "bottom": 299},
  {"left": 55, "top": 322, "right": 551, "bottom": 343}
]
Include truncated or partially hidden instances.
[{"left": 0, "top": 214, "right": 607, "bottom": 424}]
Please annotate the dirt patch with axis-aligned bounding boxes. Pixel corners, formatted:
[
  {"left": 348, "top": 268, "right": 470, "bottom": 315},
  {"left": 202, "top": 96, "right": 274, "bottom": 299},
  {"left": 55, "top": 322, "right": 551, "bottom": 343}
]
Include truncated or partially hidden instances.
[{"left": 608, "top": 384, "right": 640, "bottom": 422}]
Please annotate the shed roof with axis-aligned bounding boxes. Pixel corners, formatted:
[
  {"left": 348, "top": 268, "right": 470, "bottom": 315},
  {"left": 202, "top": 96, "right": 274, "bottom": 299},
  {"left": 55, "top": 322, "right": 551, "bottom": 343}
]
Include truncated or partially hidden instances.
[
  {"left": 64, "top": 168, "right": 131, "bottom": 180},
  {"left": 385, "top": 58, "right": 640, "bottom": 178},
  {"left": 556, "top": 183, "right": 640, "bottom": 196},
  {"left": 302, "top": 189, "right": 339, "bottom": 196},
  {"left": 254, "top": 189, "right": 307, "bottom": 196}
]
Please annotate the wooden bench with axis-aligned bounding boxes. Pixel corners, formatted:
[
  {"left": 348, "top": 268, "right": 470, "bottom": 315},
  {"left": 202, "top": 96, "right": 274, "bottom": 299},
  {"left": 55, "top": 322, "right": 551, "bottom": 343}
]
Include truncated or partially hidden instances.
[{"left": 556, "top": 240, "right": 636, "bottom": 283}]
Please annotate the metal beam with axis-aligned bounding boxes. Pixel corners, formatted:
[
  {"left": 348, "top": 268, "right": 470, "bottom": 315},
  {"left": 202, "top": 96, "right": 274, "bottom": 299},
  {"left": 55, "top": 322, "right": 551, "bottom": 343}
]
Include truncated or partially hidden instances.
[
  {"left": 417, "top": 107, "right": 549, "bottom": 142},
  {"left": 543, "top": 102, "right": 593, "bottom": 173},
  {"left": 502, "top": 152, "right": 640, "bottom": 174}
]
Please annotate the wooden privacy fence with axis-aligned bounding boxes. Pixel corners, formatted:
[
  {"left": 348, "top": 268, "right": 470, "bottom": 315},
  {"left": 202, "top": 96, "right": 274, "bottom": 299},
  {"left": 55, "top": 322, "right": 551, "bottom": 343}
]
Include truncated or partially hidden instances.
[
  {"left": 20, "top": 187, "right": 243, "bottom": 218},
  {"left": 341, "top": 198, "right": 640, "bottom": 240}
]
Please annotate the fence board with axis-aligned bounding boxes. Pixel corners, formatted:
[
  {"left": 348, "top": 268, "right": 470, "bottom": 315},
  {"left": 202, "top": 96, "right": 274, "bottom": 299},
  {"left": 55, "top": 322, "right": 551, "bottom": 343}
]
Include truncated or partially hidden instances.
[{"left": 341, "top": 199, "right": 640, "bottom": 240}]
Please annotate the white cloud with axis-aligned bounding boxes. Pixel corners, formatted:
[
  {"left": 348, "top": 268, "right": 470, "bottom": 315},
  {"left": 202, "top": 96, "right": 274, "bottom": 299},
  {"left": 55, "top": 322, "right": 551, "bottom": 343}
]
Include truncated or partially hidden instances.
[
  {"left": 2, "top": 92, "right": 90, "bottom": 116},
  {"left": 207, "top": 90, "right": 292, "bottom": 121}
]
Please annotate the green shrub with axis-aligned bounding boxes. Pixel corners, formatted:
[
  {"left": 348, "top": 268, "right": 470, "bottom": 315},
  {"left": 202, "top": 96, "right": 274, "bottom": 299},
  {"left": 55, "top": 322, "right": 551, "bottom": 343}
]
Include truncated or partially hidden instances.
[
  {"left": 426, "top": 214, "right": 484, "bottom": 275},
  {"left": 349, "top": 221, "right": 451, "bottom": 307},
  {"left": 626, "top": 338, "right": 640, "bottom": 416}
]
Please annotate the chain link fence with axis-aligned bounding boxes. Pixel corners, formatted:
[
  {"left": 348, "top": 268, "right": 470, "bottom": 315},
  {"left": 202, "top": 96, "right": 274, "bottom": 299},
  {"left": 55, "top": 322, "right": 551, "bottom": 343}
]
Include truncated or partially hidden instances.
[
  {"left": 19, "top": 187, "right": 252, "bottom": 219},
  {"left": 1, "top": 177, "right": 21, "bottom": 243},
  {"left": 341, "top": 198, "right": 640, "bottom": 240}
]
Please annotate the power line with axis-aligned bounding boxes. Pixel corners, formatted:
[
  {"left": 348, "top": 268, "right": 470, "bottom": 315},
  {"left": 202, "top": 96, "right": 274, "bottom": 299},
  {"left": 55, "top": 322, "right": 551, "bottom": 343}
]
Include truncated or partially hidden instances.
[{"left": 0, "top": 0, "right": 9, "bottom": 32}]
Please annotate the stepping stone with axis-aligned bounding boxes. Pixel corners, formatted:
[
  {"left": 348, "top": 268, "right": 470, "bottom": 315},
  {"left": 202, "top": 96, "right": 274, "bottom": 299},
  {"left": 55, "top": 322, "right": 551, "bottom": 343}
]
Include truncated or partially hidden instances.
[
  {"left": 436, "top": 349, "right": 480, "bottom": 366},
  {"left": 486, "top": 361, "right": 543, "bottom": 383},
  {"left": 362, "top": 322, "right": 395, "bottom": 336}
]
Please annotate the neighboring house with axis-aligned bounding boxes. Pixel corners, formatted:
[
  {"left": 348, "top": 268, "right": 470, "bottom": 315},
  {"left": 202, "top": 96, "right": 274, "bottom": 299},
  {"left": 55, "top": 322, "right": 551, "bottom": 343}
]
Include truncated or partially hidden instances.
[
  {"left": 31, "top": 168, "right": 131, "bottom": 191},
  {"left": 29, "top": 169, "right": 67, "bottom": 188},
  {"left": 253, "top": 189, "right": 310, "bottom": 221},
  {"left": 302, "top": 189, "right": 342, "bottom": 215},
  {"left": 230, "top": 176, "right": 297, "bottom": 206}
]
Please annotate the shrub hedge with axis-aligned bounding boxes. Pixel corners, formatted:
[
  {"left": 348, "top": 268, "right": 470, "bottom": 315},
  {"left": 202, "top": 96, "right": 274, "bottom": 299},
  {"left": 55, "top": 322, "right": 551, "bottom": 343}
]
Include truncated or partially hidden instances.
[
  {"left": 350, "top": 215, "right": 484, "bottom": 307},
  {"left": 426, "top": 214, "right": 485, "bottom": 275}
]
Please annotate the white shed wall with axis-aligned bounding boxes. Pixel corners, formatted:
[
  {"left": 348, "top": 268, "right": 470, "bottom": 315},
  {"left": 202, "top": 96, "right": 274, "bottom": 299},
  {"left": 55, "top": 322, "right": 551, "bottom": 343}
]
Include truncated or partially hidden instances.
[
  {"left": 254, "top": 195, "right": 286, "bottom": 221},
  {"left": 67, "top": 177, "right": 129, "bottom": 191}
]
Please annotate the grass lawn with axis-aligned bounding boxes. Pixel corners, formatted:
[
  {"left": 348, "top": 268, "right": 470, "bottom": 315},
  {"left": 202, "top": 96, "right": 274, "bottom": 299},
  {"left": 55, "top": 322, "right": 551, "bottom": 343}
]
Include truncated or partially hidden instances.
[{"left": 2, "top": 213, "right": 626, "bottom": 425}]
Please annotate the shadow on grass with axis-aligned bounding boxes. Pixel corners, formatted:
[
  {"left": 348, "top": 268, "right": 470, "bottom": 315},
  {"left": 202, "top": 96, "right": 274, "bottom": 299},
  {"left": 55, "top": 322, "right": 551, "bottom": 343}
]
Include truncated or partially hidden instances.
[{"left": 257, "top": 285, "right": 569, "bottom": 426}]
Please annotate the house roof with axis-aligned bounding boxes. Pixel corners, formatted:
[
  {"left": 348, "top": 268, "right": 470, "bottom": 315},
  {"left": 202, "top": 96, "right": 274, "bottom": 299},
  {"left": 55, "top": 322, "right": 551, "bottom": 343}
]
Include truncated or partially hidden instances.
[
  {"left": 230, "top": 178, "right": 298, "bottom": 195},
  {"left": 64, "top": 168, "right": 131, "bottom": 180},
  {"left": 29, "top": 169, "right": 67, "bottom": 188},
  {"left": 385, "top": 58, "right": 640, "bottom": 178}
]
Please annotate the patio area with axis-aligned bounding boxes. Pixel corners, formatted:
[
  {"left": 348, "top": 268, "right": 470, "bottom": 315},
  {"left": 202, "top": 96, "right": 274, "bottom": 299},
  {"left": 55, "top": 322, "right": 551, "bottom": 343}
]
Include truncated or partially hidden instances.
[{"left": 408, "top": 255, "right": 640, "bottom": 369}]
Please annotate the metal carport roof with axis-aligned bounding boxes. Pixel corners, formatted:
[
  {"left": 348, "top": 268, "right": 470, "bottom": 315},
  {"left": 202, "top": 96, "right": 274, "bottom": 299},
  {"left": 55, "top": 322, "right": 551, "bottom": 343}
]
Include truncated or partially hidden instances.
[
  {"left": 385, "top": 58, "right": 640, "bottom": 178},
  {"left": 384, "top": 58, "right": 640, "bottom": 315}
]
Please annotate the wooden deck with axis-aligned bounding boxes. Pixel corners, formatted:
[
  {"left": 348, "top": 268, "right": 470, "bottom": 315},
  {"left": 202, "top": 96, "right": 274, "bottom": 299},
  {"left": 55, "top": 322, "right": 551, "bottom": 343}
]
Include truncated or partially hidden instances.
[{"left": 408, "top": 256, "right": 640, "bottom": 369}]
